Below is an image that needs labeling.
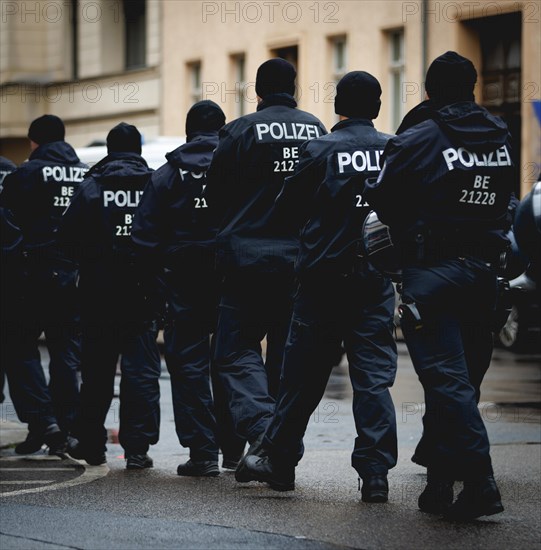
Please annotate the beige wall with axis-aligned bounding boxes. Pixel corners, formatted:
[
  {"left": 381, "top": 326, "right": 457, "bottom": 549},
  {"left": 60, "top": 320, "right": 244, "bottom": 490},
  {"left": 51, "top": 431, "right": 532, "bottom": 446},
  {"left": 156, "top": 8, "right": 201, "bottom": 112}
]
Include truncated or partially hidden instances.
[
  {"left": 1, "top": 0, "right": 539, "bottom": 190},
  {"left": 160, "top": 0, "right": 540, "bottom": 194},
  {"left": 0, "top": 0, "right": 162, "bottom": 161}
]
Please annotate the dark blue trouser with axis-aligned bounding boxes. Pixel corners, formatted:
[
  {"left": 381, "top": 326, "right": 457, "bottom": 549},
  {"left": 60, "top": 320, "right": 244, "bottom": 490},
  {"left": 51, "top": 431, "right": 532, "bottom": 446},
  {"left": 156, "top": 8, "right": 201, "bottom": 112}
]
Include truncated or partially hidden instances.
[
  {"left": 16, "top": 264, "right": 81, "bottom": 433},
  {"left": 74, "top": 322, "right": 161, "bottom": 455},
  {"left": 400, "top": 258, "right": 496, "bottom": 480},
  {"left": 163, "top": 270, "right": 245, "bottom": 461},
  {"left": 213, "top": 272, "right": 294, "bottom": 443},
  {"left": 2, "top": 325, "right": 57, "bottom": 431},
  {"left": 264, "top": 268, "right": 398, "bottom": 478}
]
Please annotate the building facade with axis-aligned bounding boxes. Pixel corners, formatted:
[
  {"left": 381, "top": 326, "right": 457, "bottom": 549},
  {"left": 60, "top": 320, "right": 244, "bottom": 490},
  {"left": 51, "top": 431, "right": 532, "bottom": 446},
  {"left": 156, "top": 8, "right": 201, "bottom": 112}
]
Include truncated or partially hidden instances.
[{"left": 1, "top": 0, "right": 539, "bottom": 196}]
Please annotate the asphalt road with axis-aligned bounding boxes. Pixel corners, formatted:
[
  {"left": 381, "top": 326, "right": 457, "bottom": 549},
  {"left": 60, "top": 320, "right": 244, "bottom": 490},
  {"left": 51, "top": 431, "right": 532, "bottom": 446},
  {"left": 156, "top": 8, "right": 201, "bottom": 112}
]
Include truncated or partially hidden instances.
[{"left": 1, "top": 343, "right": 540, "bottom": 549}]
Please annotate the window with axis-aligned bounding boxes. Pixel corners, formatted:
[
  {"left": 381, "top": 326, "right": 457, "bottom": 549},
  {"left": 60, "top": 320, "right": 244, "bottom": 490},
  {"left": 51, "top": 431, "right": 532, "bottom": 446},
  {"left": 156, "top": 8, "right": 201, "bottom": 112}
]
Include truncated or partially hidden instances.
[
  {"left": 232, "top": 54, "right": 247, "bottom": 117},
  {"left": 70, "top": 0, "right": 78, "bottom": 79},
  {"left": 330, "top": 36, "right": 348, "bottom": 122},
  {"left": 269, "top": 45, "right": 299, "bottom": 99},
  {"left": 123, "top": 0, "right": 146, "bottom": 70},
  {"left": 331, "top": 36, "right": 348, "bottom": 83},
  {"left": 188, "top": 62, "right": 202, "bottom": 105},
  {"left": 389, "top": 30, "right": 405, "bottom": 132},
  {"left": 467, "top": 12, "right": 522, "bottom": 196}
]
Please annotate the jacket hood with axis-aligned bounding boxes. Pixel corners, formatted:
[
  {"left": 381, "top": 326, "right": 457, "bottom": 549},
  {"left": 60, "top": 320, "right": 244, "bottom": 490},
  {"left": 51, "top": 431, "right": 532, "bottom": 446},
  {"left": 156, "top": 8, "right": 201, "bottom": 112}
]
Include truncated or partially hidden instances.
[
  {"left": 398, "top": 100, "right": 509, "bottom": 152},
  {"left": 88, "top": 152, "right": 150, "bottom": 179},
  {"left": 165, "top": 132, "right": 219, "bottom": 172},
  {"left": 29, "top": 141, "right": 81, "bottom": 164}
]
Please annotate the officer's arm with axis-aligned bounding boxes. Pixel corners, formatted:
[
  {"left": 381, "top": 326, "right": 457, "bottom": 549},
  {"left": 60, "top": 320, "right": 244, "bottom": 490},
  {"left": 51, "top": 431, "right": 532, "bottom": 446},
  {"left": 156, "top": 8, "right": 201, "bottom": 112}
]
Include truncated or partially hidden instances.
[
  {"left": 0, "top": 171, "right": 21, "bottom": 214},
  {"left": 204, "top": 127, "right": 238, "bottom": 225},
  {"left": 275, "top": 143, "right": 321, "bottom": 224},
  {"left": 363, "top": 139, "right": 413, "bottom": 227},
  {"left": 132, "top": 176, "right": 164, "bottom": 256}
]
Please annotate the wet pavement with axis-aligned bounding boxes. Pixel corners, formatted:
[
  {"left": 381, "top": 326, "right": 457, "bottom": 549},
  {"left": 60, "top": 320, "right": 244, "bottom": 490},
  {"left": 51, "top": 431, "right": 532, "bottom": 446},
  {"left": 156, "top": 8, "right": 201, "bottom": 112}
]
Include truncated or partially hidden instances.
[{"left": 0, "top": 343, "right": 539, "bottom": 549}]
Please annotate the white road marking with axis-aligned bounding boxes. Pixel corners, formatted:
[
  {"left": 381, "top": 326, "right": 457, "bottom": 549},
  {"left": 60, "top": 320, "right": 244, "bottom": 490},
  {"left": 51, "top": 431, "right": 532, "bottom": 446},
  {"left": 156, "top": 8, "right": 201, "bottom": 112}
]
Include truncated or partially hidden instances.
[
  {"left": 1, "top": 481, "right": 54, "bottom": 485},
  {"left": 0, "top": 457, "right": 109, "bottom": 497},
  {"left": 1, "top": 468, "right": 78, "bottom": 471}
]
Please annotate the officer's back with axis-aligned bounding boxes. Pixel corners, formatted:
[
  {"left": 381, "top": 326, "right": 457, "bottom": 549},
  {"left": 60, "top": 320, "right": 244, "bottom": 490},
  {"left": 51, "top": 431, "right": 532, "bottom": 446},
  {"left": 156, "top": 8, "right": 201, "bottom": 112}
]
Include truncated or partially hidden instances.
[
  {"left": 60, "top": 123, "right": 154, "bottom": 321},
  {"left": 276, "top": 73, "right": 391, "bottom": 276},
  {"left": 205, "top": 59, "right": 327, "bottom": 273},
  {"left": 0, "top": 116, "right": 87, "bottom": 251}
]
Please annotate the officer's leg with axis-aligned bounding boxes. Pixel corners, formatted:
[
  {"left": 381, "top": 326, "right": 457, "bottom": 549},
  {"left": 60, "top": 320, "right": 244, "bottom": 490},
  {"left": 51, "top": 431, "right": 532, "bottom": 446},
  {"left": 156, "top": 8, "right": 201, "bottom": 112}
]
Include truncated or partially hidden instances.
[
  {"left": 118, "top": 324, "right": 161, "bottom": 455},
  {"left": 264, "top": 281, "right": 339, "bottom": 466},
  {"left": 164, "top": 317, "right": 218, "bottom": 461},
  {"left": 461, "top": 274, "right": 498, "bottom": 402},
  {"left": 15, "top": 325, "right": 58, "bottom": 432},
  {"left": 74, "top": 323, "right": 119, "bottom": 454},
  {"left": 210, "top": 335, "right": 246, "bottom": 465},
  {"left": 265, "top": 306, "right": 291, "bottom": 398},
  {"left": 44, "top": 321, "right": 80, "bottom": 435},
  {"left": 5, "top": 325, "right": 57, "bottom": 433},
  {"left": 213, "top": 274, "right": 274, "bottom": 443},
  {"left": 401, "top": 306, "right": 493, "bottom": 480},
  {"left": 346, "top": 273, "right": 397, "bottom": 478},
  {"left": 43, "top": 268, "right": 81, "bottom": 434}
]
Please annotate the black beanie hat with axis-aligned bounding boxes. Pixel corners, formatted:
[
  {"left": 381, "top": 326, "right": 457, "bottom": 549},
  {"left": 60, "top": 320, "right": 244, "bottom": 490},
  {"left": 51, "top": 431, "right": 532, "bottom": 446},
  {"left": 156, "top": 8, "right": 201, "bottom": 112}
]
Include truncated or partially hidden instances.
[
  {"left": 256, "top": 58, "right": 296, "bottom": 99},
  {"left": 425, "top": 51, "right": 477, "bottom": 104},
  {"left": 28, "top": 115, "right": 65, "bottom": 145},
  {"left": 185, "top": 100, "right": 226, "bottom": 139},
  {"left": 334, "top": 71, "right": 382, "bottom": 119},
  {"left": 106, "top": 122, "right": 142, "bottom": 154}
]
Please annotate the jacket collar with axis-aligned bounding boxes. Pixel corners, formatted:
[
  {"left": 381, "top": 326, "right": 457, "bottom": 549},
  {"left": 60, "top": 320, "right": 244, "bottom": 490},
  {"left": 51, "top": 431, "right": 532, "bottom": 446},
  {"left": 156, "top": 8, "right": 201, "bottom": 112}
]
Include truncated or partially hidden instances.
[
  {"left": 331, "top": 118, "right": 374, "bottom": 133},
  {"left": 257, "top": 93, "right": 297, "bottom": 111}
]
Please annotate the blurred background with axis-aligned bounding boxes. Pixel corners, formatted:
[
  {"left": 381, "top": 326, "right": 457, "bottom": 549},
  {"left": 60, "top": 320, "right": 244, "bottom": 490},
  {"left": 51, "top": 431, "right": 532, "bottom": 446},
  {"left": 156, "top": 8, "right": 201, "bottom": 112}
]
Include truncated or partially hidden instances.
[{"left": 0, "top": 0, "right": 539, "bottom": 197}]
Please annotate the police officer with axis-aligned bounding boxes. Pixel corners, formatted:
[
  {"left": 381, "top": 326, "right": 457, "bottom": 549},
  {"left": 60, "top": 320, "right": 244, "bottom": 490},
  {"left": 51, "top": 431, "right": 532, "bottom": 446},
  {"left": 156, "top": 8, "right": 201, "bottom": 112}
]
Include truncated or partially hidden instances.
[
  {"left": 204, "top": 59, "right": 327, "bottom": 465},
  {"left": 132, "top": 100, "right": 245, "bottom": 476},
  {"left": 0, "top": 115, "right": 85, "bottom": 452},
  {"left": 0, "top": 156, "right": 17, "bottom": 404},
  {"left": 0, "top": 206, "right": 66, "bottom": 456},
  {"left": 240, "top": 72, "right": 398, "bottom": 499},
  {"left": 59, "top": 123, "right": 161, "bottom": 468},
  {"left": 364, "top": 52, "right": 513, "bottom": 520}
]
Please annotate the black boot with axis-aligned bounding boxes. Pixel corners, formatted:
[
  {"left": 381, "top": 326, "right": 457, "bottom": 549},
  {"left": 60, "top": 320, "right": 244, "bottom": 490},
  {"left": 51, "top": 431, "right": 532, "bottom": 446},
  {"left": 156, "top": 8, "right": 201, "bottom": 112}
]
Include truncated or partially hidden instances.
[
  {"left": 445, "top": 476, "right": 504, "bottom": 521},
  {"left": 15, "top": 431, "right": 45, "bottom": 455},
  {"left": 67, "top": 439, "right": 106, "bottom": 466},
  {"left": 126, "top": 454, "right": 154, "bottom": 470},
  {"left": 361, "top": 475, "right": 389, "bottom": 503},
  {"left": 176, "top": 459, "right": 219, "bottom": 477},
  {"left": 242, "top": 455, "right": 295, "bottom": 491},
  {"left": 235, "top": 433, "right": 266, "bottom": 482},
  {"left": 418, "top": 470, "right": 454, "bottom": 514},
  {"left": 44, "top": 425, "right": 68, "bottom": 458}
]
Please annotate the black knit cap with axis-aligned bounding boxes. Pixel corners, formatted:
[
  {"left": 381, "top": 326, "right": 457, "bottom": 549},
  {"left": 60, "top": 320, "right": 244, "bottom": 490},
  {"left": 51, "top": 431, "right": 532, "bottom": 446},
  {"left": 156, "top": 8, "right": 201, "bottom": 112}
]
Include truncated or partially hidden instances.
[
  {"left": 334, "top": 71, "right": 382, "bottom": 119},
  {"left": 425, "top": 51, "right": 477, "bottom": 104},
  {"left": 256, "top": 58, "right": 296, "bottom": 99},
  {"left": 106, "top": 122, "right": 142, "bottom": 154},
  {"left": 185, "top": 100, "right": 226, "bottom": 139},
  {"left": 28, "top": 115, "right": 65, "bottom": 145}
]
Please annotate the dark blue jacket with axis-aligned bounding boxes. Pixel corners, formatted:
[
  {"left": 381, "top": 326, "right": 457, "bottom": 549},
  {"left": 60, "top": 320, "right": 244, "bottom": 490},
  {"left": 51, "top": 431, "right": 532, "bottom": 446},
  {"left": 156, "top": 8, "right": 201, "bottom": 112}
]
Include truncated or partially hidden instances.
[
  {"left": 58, "top": 152, "right": 156, "bottom": 321},
  {"left": 364, "top": 101, "right": 517, "bottom": 263},
  {"left": 0, "top": 156, "right": 17, "bottom": 192},
  {"left": 276, "top": 118, "right": 391, "bottom": 275},
  {"left": 0, "top": 142, "right": 87, "bottom": 252},
  {"left": 132, "top": 132, "right": 219, "bottom": 271},
  {"left": 204, "top": 93, "right": 327, "bottom": 273}
]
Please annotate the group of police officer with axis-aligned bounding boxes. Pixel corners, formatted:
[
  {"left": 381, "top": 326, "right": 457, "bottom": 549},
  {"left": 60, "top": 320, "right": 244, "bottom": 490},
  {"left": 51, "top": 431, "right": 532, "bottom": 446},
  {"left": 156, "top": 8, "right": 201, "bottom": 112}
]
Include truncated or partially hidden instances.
[{"left": 1, "top": 51, "right": 535, "bottom": 521}]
